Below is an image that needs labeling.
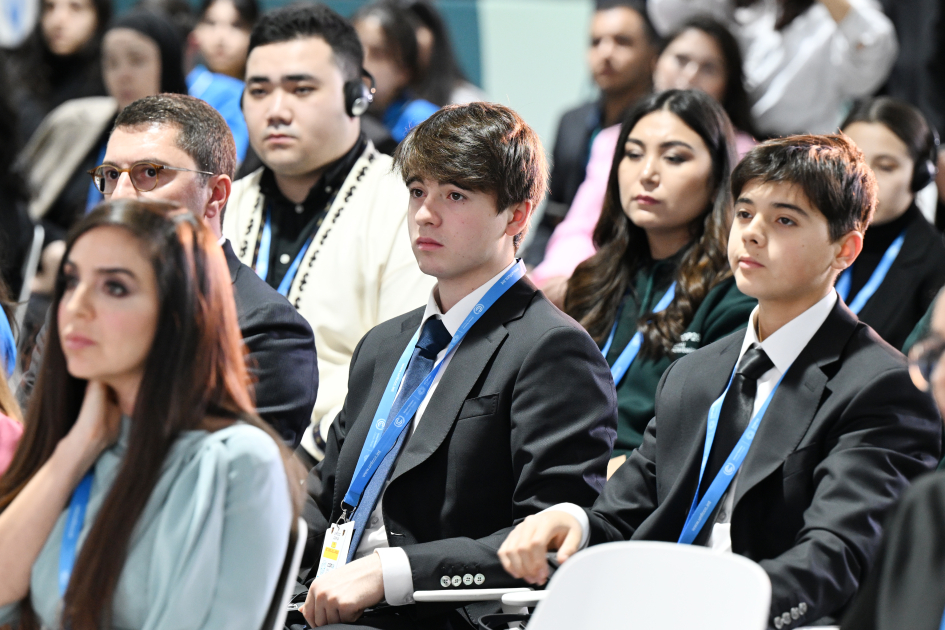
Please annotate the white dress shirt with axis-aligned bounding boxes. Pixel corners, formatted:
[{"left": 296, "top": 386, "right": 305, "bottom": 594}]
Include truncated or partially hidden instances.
[
  {"left": 647, "top": 0, "right": 897, "bottom": 135},
  {"left": 549, "top": 290, "right": 838, "bottom": 553},
  {"left": 357, "top": 260, "right": 520, "bottom": 606}
]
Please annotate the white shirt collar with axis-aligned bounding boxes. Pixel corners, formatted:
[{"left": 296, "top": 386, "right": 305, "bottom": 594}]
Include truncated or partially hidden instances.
[
  {"left": 740, "top": 290, "right": 838, "bottom": 375},
  {"left": 420, "top": 260, "right": 520, "bottom": 336},
  {"left": 218, "top": 236, "right": 226, "bottom": 246}
]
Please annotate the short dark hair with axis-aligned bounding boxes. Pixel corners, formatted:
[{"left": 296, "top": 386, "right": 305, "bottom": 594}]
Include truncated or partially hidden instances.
[
  {"left": 353, "top": 1, "right": 421, "bottom": 82},
  {"left": 731, "top": 134, "right": 878, "bottom": 241},
  {"left": 393, "top": 102, "right": 548, "bottom": 248},
  {"left": 594, "top": 0, "right": 661, "bottom": 48},
  {"left": 114, "top": 94, "right": 237, "bottom": 180},
  {"left": 247, "top": 3, "right": 363, "bottom": 83},
  {"left": 842, "top": 96, "right": 939, "bottom": 193},
  {"left": 200, "top": 0, "right": 258, "bottom": 29}
]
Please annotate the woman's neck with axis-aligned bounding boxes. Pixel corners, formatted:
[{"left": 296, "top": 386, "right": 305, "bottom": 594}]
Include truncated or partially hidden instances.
[{"left": 645, "top": 227, "right": 692, "bottom": 260}]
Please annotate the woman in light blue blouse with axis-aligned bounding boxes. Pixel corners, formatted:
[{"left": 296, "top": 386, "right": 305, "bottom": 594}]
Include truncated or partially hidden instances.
[{"left": 0, "top": 199, "right": 302, "bottom": 629}]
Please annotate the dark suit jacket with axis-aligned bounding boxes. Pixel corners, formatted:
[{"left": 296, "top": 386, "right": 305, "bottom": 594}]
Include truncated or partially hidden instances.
[
  {"left": 856, "top": 207, "right": 945, "bottom": 350},
  {"left": 222, "top": 240, "right": 317, "bottom": 447},
  {"left": 18, "top": 240, "right": 317, "bottom": 448},
  {"left": 303, "top": 278, "right": 617, "bottom": 623},
  {"left": 841, "top": 470, "right": 945, "bottom": 630},
  {"left": 587, "top": 301, "right": 942, "bottom": 630}
]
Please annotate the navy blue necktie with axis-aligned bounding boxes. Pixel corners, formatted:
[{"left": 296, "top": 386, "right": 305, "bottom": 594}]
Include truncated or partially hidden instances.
[{"left": 347, "top": 317, "right": 452, "bottom": 561}]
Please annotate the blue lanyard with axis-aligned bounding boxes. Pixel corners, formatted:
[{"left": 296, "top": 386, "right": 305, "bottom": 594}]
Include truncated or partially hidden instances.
[
  {"left": 678, "top": 362, "right": 785, "bottom": 545},
  {"left": 342, "top": 261, "right": 526, "bottom": 512},
  {"left": 601, "top": 282, "right": 676, "bottom": 385},
  {"left": 85, "top": 143, "right": 108, "bottom": 213},
  {"left": 253, "top": 209, "right": 314, "bottom": 297},
  {"left": 835, "top": 231, "right": 906, "bottom": 315},
  {"left": 59, "top": 472, "right": 94, "bottom": 596}
]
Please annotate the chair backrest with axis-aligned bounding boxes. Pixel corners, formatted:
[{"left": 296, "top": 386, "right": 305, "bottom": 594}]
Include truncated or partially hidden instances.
[
  {"left": 526, "top": 541, "right": 771, "bottom": 630},
  {"left": 260, "top": 517, "right": 308, "bottom": 630},
  {"left": 15, "top": 224, "right": 44, "bottom": 333}
]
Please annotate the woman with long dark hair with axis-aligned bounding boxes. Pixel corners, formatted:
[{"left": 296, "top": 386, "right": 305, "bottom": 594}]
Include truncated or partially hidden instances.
[
  {"left": 841, "top": 97, "right": 945, "bottom": 350},
  {"left": 0, "top": 199, "right": 301, "bottom": 628},
  {"left": 565, "top": 89, "right": 755, "bottom": 471},
  {"left": 653, "top": 16, "right": 757, "bottom": 154},
  {"left": 7, "top": 0, "right": 112, "bottom": 143}
]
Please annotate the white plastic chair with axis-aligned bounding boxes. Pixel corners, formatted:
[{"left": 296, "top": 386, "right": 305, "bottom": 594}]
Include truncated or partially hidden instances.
[
  {"left": 522, "top": 541, "right": 771, "bottom": 630},
  {"left": 14, "top": 224, "right": 43, "bottom": 338},
  {"left": 260, "top": 517, "right": 308, "bottom": 630}
]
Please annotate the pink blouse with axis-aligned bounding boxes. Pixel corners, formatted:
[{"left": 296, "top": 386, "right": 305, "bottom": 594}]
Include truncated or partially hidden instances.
[{"left": 0, "top": 413, "right": 22, "bottom": 476}]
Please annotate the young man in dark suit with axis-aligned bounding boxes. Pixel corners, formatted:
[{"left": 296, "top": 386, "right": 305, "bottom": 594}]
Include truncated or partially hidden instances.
[
  {"left": 20, "top": 94, "right": 319, "bottom": 447},
  {"left": 499, "top": 135, "right": 943, "bottom": 629},
  {"left": 298, "top": 102, "right": 618, "bottom": 629}
]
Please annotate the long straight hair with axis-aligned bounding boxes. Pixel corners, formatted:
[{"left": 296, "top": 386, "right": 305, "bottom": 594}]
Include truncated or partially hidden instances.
[
  {"left": 0, "top": 199, "right": 303, "bottom": 628},
  {"left": 565, "top": 89, "right": 737, "bottom": 357}
]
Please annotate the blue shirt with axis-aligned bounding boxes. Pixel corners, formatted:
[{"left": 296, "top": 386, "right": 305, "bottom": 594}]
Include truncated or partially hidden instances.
[
  {"left": 382, "top": 96, "right": 439, "bottom": 142},
  {"left": 187, "top": 65, "right": 249, "bottom": 163}
]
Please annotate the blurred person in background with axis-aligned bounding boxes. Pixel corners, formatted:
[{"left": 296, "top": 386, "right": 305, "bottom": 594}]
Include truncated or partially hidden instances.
[
  {"left": 352, "top": 0, "right": 439, "bottom": 144},
  {"left": 0, "top": 199, "right": 302, "bottom": 629},
  {"left": 6, "top": 0, "right": 111, "bottom": 144},
  {"left": 648, "top": 0, "right": 898, "bottom": 137},
  {"left": 188, "top": 0, "right": 257, "bottom": 163},
  {"left": 525, "top": 0, "right": 660, "bottom": 267},
  {"left": 531, "top": 16, "right": 756, "bottom": 302},
  {"left": 838, "top": 97, "right": 945, "bottom": 350},
  {"left": 564, "top": 90, "right": 754, "bottom": 474},
  {"left": 15, "top": 10, "right": 188, "bottom": 367},
  {"left": 403, "top": 0, "right": 487, "bottom": 106}
]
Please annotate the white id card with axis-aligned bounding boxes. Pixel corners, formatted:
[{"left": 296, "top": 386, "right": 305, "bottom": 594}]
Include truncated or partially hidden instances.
[{"left": 315, "top": 522, "right": 354, "bottom": 578}]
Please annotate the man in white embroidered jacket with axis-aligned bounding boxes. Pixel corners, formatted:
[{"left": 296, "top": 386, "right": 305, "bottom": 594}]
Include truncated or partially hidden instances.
[{"left": 224, "top": 4, "right": 435, "bottom": 461}]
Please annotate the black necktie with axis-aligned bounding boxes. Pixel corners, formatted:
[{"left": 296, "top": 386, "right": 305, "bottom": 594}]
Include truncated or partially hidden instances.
[
  {"left": 346, "top": 317, "right": 452, "bottom": 560},
  {"left": 699, "top": 343, "right": 774, "bottom": 501}
]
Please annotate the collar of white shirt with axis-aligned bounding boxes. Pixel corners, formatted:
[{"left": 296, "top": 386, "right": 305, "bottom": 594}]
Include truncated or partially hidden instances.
[
  {"left": 739, "top": 289, "right": 838, "bottom": 377},
  {"left": 418, "top": 259, "right": 521, "bottom": 337}
]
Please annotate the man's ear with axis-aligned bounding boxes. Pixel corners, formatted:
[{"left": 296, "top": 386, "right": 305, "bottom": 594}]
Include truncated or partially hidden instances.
[
  {"left": 504, "top": 199, "right": 534, "bottom": 238},
  {"left": 203, "top": 174, "right": 232, "bottom": 223},
  {"left": 833, "top": 230, "right": 864, "bottom": 272}
]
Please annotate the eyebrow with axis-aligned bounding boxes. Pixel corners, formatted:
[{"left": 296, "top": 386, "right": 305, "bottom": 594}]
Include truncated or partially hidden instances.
[
  {"left": 626, "top": 139, "right": 696, "bottom": 151},
  {"left": 736, "top": 197, "right": 809, "bottom": 216},
  {"left": 246, "top": 73, "right": 319, "bottom": 84},
  {"left": 101, "top": 157, "right": 168, "bottom": 167},
  {"left": 64, "top": 261, "right": 138, "bottom": 279}
]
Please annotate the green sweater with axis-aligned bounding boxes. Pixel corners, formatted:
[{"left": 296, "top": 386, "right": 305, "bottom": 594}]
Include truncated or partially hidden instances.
[{"left": 604, "top": 260, "right": 756, "bottom": 456}]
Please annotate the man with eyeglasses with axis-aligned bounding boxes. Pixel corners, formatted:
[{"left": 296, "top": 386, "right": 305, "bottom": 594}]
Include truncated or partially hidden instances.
[{"left": 20, "top": 94, "right": 318, "bottom": 448}]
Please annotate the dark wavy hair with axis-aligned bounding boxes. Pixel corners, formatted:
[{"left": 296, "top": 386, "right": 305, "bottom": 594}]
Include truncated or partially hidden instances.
[
  {"left": 403, "top": 0, "right": 468, "bottom": 107},
  {"left": 565, "top": 89, "right": 737, "bottom": 356},
  {"left": 0, "top": 199, "right": 302, "bottom": 629},
  {"left": 660, "top": 16, "right": 757, "bottom": 137}
]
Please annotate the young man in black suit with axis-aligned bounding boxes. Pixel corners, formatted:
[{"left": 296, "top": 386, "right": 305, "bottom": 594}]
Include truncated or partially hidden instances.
[
  {"left": 499, "top": 135, "right": 943, "bottom": 629},
  {"left": 298, "top": 102, "right": 618, "bottom": 629},
  {"left": 21, "top": 94, "right": 318, "bottom": 447}
]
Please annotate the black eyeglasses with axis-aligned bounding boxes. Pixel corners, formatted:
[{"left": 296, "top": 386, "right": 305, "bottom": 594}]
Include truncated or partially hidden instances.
[
  {"left": 88, "top": 162, "right": 215, "bottom": 195},
  {"left": 909, "top": 335, "right": 945, "bottom": 392}
]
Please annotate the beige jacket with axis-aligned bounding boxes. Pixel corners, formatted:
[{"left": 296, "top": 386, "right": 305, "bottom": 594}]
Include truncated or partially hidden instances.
[
  {"left": 18, "top": 96, "right": 117, "bottom": 221},
  {"left": 223, "top": 143, "right": 435, "bottom": 454}
]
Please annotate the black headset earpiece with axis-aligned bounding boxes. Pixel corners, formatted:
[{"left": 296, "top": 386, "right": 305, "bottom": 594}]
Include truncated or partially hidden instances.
[
  {"left": 344, "top": 68, "right": 376, "bottom": 117},
  {"left": 912, "top": 126, "right": 940, "bottom": 192}
]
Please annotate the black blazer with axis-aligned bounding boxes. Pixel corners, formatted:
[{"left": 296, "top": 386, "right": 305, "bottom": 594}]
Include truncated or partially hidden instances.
[
  {"left": 841, "top": 470, "right": 945, "bottom": 630},
  {"left": 222, "top": 240, "right": 317, "bottom": 447},
  {"left": 587, "top": 301, "right": 942, "bottom": 629},
  {"left": 303, "top": 278, "right": 617, "bottom": 621},
  {"left": 856, "top": 207, "right": 945, "bottom": 350}
]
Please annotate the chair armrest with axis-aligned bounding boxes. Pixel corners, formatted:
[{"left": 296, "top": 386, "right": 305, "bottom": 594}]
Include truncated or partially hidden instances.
[
  {"left": 413, "top": 588, "right": 533, "bottom": 603},
  {"left": 501, "top": 590, "right": 547, "bottom": 609}
]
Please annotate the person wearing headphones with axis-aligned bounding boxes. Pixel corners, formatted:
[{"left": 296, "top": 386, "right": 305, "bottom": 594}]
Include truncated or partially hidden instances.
[
  {"left": 224, "top": 4, "right": 435, "bottom": 464},
  {"left": 840, "top": 97, "right": 945, "bottom": 350}
]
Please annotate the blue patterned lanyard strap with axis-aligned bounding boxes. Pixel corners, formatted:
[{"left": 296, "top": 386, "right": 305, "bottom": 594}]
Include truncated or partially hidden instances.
[
  {"left": 341, "top": 261, "right": 526, "bottom": 513},
  {"left": 601, "top": 282, "right": 676, "bottom": 386},
  {"left": 677, "top": 365, "right": 785, "bottom": 545},
  {"left": 59, "top": 472, "right": 94, "bottom": 596},
  {"left": 835, "top": 231, "right": 906, "bottom": 314}
]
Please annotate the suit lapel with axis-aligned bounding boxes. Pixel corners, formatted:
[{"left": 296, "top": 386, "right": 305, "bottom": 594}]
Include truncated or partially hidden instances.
[
  {"left": 732, "top": 301, "right": 859, "bottom": 508},
  {"left": 389, "top": 279, "right": 536, "bottom": 484}
]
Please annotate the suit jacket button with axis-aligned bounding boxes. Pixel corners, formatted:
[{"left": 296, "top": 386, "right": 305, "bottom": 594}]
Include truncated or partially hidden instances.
[
  {"left": 774, "top": 618, "right": 783, "bottom": 629},
  {"left": 440, "top": 576, "right": 451, "bottom": 588},
  {"left": 463, "top": 574, "right": 474, "bottom": 586},
  {"left": 451, "top": 575, "right": 462, "bottom": 587},
  {"left": 781, "top": 612, "right": 792, "bottom": 625},
  {"left": 474, "top": 573, "right": 485, "bottom": 585},
  {"left": 798, "top": 603, "right": 807, "bottom": 615}
]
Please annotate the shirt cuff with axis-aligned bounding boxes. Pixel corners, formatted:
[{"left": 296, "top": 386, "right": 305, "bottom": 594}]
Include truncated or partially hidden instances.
[
  {"left": 374, "top": 547, "right": 415, "bottom": 606},
  {"left": 540, "top": 503, "right": 590, "bottom": 550}
]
